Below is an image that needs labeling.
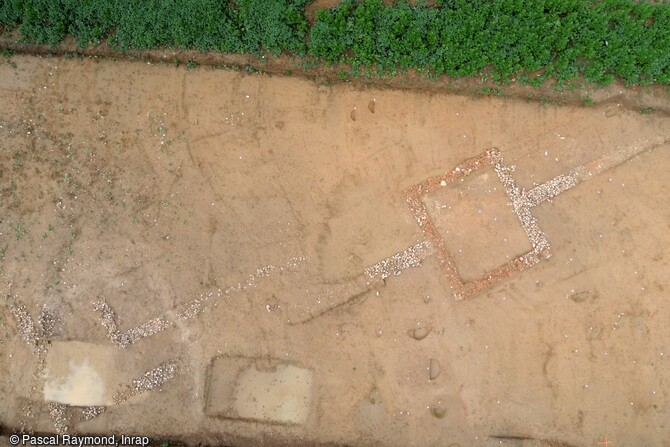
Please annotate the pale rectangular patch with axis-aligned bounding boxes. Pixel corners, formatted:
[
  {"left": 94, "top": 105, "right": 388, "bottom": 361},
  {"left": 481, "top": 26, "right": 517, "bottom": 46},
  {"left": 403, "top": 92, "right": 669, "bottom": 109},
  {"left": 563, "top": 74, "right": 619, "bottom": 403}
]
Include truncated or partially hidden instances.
[
  {"left": 206, "top": 356, "right": 313, "bottom": 425},
  {"left": 43, "top": 341, "right": 127, "bottom": 406}
]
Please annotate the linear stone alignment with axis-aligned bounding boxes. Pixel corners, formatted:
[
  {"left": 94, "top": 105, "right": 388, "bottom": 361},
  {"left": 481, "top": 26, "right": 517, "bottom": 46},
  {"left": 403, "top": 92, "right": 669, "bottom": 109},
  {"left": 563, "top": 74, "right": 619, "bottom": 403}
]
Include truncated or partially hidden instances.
[
  {"left": 364, "top": 241, "right": 434, "bottom": 281},
  {"left": 47, "top": 402, "right": 69, "bottom": 434},
  {"left": 93, "top": 257, "right": 304, "bottom": 348},
  {"left": 5, "top": 296, "right": 52, "bottom": 432},
  {"left": 113, "top": 361, "right": 180, "bottom": 404},
  {"left": 525, "top": 137, "right": 668, "bottom": 207},
  {"left": 489, "top": 148, "right": 551, "bottom": 256},
  {"left": 92, "top": 299, "right": 171, "bottom": 349},
  {"left": 82, "top": 406, "right": 106, "bottom": 421},
  {"left": 287, "top": 243, "right": 435, "bottom": 324},
  {"left": 8, "top": 299, "right": 42, "bottom": 352}
]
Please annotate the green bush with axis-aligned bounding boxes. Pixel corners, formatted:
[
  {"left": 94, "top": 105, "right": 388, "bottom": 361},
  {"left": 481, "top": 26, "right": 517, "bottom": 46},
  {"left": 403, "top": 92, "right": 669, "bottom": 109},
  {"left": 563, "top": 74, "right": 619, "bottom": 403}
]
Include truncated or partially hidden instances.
[
  {"left": 237, "top": 0, "right": 310, "bottom": 56},
  {"left": 109, "top": 0, "right": 242, "bottom": 52},
  {"left": 0, "top": 0, "right": 22, "bottom": 27}
]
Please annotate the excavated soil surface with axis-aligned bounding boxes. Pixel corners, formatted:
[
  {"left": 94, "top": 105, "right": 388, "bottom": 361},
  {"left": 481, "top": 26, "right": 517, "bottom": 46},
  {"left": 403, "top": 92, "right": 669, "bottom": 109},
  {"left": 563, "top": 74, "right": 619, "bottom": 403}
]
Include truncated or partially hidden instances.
[{"left": 1, "top": 55, "right": 669, "bottom": 447}]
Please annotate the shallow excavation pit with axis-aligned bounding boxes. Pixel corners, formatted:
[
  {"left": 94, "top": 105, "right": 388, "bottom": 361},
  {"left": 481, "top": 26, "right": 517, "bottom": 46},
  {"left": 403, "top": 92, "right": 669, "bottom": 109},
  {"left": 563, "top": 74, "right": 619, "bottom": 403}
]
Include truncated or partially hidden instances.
[
  {"left": 205, "top": 355, "right": 314, "bottom": 425},
  {"left": 42, "top": 341, "right": 137, "bottom": 407}
]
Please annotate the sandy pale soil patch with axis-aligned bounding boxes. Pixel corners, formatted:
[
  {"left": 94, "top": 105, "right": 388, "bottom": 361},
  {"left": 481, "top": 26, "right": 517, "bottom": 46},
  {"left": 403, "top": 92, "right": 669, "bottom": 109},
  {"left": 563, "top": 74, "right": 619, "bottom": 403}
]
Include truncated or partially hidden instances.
[{"left": 1, "top": 55, "right": 669, "bottom": 447}]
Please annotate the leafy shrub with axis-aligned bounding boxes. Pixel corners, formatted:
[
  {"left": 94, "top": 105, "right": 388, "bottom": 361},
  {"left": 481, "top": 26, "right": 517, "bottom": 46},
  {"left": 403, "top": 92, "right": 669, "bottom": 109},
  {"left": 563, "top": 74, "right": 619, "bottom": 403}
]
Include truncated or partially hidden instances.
[
  {"left": 0, "top": 0, "right": 22, "bottom": 28},
  {"left": 237, "top": 0, "right": 310, "bottom": 56},
  {"left": 110, "top": 0, "right": 243, "bottom": 52}
]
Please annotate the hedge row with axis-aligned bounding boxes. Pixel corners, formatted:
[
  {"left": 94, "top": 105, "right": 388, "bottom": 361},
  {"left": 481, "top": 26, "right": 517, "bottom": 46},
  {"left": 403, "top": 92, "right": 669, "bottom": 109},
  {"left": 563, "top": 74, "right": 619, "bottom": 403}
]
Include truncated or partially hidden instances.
[
  {"left": 310, "top": 0, "right": 670, "bottom": 85},
  {"left": 1, "top": 0, "right": 669, "bottom": 85},
  {"left": 0, "top": 0, "right": 311, "bottom": 55}
]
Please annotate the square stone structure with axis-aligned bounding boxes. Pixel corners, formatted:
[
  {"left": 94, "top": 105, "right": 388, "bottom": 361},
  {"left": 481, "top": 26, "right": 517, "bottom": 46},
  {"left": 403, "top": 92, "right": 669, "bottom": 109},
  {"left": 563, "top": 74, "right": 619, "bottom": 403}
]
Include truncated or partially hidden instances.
[
  {"left": 205, "top": 356, "right": 313, "bottom": 425},
  {"left": 405, "top": 148, "right": 551, "bottom": 300},
  {"left": 422, "top": 164, "right": 532, "bottom": 281},
  {"left": 43, "top": 341, "right": 130, "bottom": 406}
]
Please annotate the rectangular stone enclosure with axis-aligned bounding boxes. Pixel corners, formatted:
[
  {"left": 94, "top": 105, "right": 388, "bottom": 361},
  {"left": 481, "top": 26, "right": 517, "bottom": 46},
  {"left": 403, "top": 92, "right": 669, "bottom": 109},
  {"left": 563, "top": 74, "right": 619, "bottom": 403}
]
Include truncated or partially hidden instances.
[{"left": 405, "top": 149, "right": 551, "bottom": 300}]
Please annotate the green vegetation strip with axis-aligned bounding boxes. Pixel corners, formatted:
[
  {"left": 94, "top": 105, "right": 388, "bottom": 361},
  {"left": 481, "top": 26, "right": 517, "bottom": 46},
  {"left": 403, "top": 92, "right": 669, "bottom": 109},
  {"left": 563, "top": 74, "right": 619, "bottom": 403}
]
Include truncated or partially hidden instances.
[
  {"left": 0, "top": 0, "right": 311, "bottom": 55},
  {"left": 1, "top": 0, "right": 669, "bottom": 86}
]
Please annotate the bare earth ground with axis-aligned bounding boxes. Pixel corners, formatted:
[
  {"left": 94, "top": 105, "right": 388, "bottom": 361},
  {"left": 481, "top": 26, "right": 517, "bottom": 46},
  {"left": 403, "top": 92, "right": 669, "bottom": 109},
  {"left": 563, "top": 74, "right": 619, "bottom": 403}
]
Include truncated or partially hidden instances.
[{"left": 0, "top": 55, "right": 669, "bottom": 447}]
